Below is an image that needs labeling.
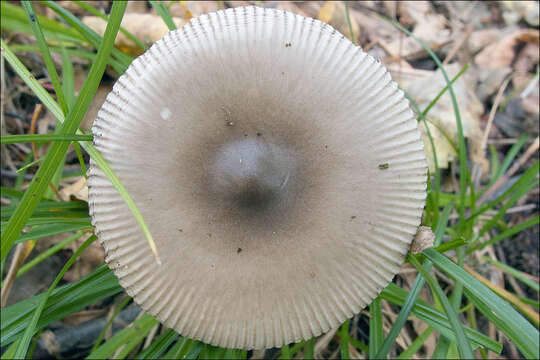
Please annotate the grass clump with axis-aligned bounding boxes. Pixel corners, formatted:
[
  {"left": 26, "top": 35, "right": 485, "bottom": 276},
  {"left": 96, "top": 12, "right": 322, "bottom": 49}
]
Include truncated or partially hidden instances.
[{"left": 1, "top": 1, "right": 538, "bottom": 359}]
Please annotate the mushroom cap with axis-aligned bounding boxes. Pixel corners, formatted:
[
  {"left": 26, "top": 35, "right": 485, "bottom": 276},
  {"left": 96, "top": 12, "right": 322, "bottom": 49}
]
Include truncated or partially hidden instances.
[{"left": 88, "top": 6, "right": 427, "bottom": 350}]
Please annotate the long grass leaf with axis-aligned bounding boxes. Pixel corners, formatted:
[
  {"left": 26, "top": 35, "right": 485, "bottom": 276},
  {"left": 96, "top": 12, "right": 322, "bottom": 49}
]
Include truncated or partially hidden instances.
[
  {"left": 1, "top": 134, "right": 93, "bottom": 144},
  {"left": 14, "top": 235, "right": 96, "bottom": 358},
  {"left": 424, "top": 248, "right": 540, "bottom": 358},
  {"left": 87, "top": 314, "right": 158, "bottom": 359},
  {"left": 73, "top": 0, "right": 148, "bottom": 52},
  {"left": 21, "top": 0, "right": 68, "bottom": 114},
  {"left": 149, "top": 1, "right": 177, "bottom": 31},
  {"left": 376, "top": 204, "right": 453, "bottom": 358},
  {"left": 381, "top": 283, "right": 501, "bottom": 353},
  {"left": 381, "top": 16, "right": 468, "bottom": 223},
  {"left": 1, "top": 265, "right": 122, "bottom": 346},
  {"left": 409, "top": 254, "right": 474, "bottom": 359},
  {"left": 483, "top": 256, "right": 539, "bottom": 292},
  {"left": 369, "top": 297, "right": 382, "bottom": 358},
  {"left": 0, "top": 1, "right": 126, "bottom": 261},
  {"left": 1, "top": 39, "right": 64, "bottom": 120}
]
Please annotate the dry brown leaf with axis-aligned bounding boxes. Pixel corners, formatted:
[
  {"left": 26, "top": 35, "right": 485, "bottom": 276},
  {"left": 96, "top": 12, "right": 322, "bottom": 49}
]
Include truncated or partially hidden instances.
[
  {"left": 406, "top": 64, "right": 488, "bottom": 174},
  {"left": 126, "top": 0, "right": 149, "bottom": 14},
  {"left": 64, "top": 234, "right": 105, "bottom": 282},
  {"left": 468, "top": 28, "right": 506, "bottom": 54},
  {"left": 63, "top": 309, "right": 107, "bottom": 326},
  {"left": 502, "top": 0, "right": 540, "bottom": 27},
  {"left": 317, "top": 1, "right": 359, "bottom": 43},
  {"left": 169, "top": 1, "right": 218, "bottom": 18},
  {"left": 59, "top": 176, "right": 88, "bottom": 202},
  {"left": 83, "top": 14, "right": 186, "bottom": 55},
  {"left": 513, "top": 42, "right": 540, "bottom": 90},
  {"left": 396, "top": 1, "right": 432, "bottom": 27},
  {"left": 276, "top": 1, "right": 309, "bottom": 17},
  {"left": 476, "top": 66, "right": 512, "bottom": 102},
  {"left": 475, "top": 29, "right": 540, "bottom": 69},
  {"left": 386, "top": 3, "right": 451, "bottom": 59}
]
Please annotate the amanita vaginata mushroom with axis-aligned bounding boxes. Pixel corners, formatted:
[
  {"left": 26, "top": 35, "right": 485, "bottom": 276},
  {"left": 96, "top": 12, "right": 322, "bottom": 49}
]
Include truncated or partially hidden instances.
[{"left": 88, "top": 6, "right": 427, "bottom": 350}]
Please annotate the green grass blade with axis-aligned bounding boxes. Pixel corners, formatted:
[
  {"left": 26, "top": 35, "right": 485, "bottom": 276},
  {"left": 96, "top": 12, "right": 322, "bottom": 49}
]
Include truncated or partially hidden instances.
[
  {"left": 1, "top": 2, "right": 83, "bottom": 43},
  {"left": 14, "top": 235, "right": 96, "bottom": 358},
  {"left": 73, "top": 0, "right": 148, "bottom": 52},
  {"left": 482, "top": 256, "right": 539, "bottom": 292},
  {"left": 136, "top": 329, "right": 179, "bottom": 359},
  {"left": 16, "top": 231, "right": 85, "bottom": 278},
  {"left": 376, "top": 204, "right": 453, "bottom": 358},
  {"left": 339, "top": 320, "right": 350, "bottom": 360},
  {"left": 86, "top": 314, "right": 158, "bottom": 359},
  {"left": 15, "top": 156, "right": 43, "bottom": 174},
  {"left": 382, "top": 16, "right": 468, "bottom": 223},
  {"left": 1, "top": 265, "right": 122, "bottom": 346},
  {"left": 84, "top": 145, "right": 161, "bottom": 264},
  {"left": 149, "top": 1, "right": 177, "bottom": 31},
  {"left": 1, "top": 134, "right": 93, "bottom": 144},
  {"left": 42, "top": 0, "right": 132, "bottom": 73},
  {"left": 424, "top": 248, "right": 540, "bottom": 359},
  {"left": 303, "top": 338, "right": 315, "bottom": 359},
  {"left": 397, "top": 326, "right": 434, "bottom": 359},
  {"left": 0, "top": 1, "right": 126, "bottom": 262},
  {"left": 468, "top": 216, "right": 540, "bottom": 253},
  {"left": 482, "top": 135, "right": 528, "bottom": 194},
  {"left": 479, "top": 178, "right": 539, "bottom": 236},
  {"left": 3, "top": 37, "right": 159, "bottom": 268},
  {"left": 74, "top": 141, "right": 88, "bottom": 178},
  {"left": 90, "top": 296, "right": 131, "bottom": 354},
  {"left": 21, "top": 0, "right": 68, "bottom": 114},
  {"left": 381, "top": 283, "right": 501, "bottom": 353},
  {"left": 0, "top": 187, "right": 24, "bottom": 198},
  {"left": 183, "top": 341, "right": 203, "bottom": 359},
  {"left": 1, "top": 339, "right": 21, "bottom": 360},
  {"left": 60, "top": 40, "right": 76, "bottom": 110},
  {"left": 1, "top": 39, "right": 64, "bottom": 121},
  {"left": 280, "top": 344, "right": 291, "bottom": 359},
  {"left": 469, "top": 159, "right": 539, "bottom": 222},
  {"left": 409, "top": 254, "right": 474, "bottom": 359},
  {"left": 343, "top": 1, "right": 355, "bottom": 44},
  {"left": 369, "top": 297, "right": 382, "bottom": 358},
  {"left": 163, "top": 338, "right": 194, "bottom": 359},
  {"left": 419, "top": 63, "right": 470, "bottom": 121}
]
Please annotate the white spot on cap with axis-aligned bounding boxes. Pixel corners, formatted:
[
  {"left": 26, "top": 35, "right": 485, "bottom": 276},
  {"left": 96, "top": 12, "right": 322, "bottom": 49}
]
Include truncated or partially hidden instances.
[{"left": 160, "top": 107, "right": 172, "bottom": 120}]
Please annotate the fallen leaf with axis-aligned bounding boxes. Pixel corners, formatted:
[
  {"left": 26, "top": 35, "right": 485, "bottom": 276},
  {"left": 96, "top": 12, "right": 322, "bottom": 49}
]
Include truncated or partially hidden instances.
[
  {"left": 475, "top": 29, "right": 539, "bottom": 69},
  {"left": 468, "top": 28, "right": 506, "bottom": 54},
  {"left": 317, "top": 1, "right": 359, "bottom": 42},
  {"left": 406, "top": 64, "right": 488, "bottom": 174},
  {"left": 475, "top": 66, "right": 512, "bottom": 102},
  {"left": 169, "top": 1, "right": 218, "bottom": 18},
  {"left": 64, "top": 233, "right": 105, "bottom": 282},
  {"left": 83, "top": 14, "right": 186, "bottom": 55},
  {"left": 386, "top": 3, "right": 451, "bottom": 60},
  {"left": 59, "top": 176, "right": 88, "bottom": 202},
  {"left": 501, "top": 0, "right": 540, "bottom": 27}
]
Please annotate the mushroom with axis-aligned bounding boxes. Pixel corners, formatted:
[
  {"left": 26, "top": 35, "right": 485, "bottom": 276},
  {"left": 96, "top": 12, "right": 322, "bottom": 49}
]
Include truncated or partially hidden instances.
[{"left": 88, "top": 6, "right": 427, "bottom": 350}]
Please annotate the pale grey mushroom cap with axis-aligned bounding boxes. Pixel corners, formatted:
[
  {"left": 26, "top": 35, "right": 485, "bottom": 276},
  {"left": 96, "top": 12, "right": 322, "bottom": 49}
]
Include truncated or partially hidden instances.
[{"left": 88, "top": 6, "right": 427, "bottom": 350}]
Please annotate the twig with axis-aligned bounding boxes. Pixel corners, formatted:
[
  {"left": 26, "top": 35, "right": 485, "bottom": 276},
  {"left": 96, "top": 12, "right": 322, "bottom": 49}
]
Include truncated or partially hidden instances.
[
  {"left": 29, "top": 103, "right": 43, "bottom": 157},
  {"left": 487, "top": 138, "right": 520, "bottom": 145},
  {"left": 442, "top": 26, "right": 473, "bottom": 66},
  {"left": 142, "top": 324, "right": 159, "bottom": 350},
  {"left": 478, "top": 136, "right": 540, "bottom": 205},
  {"left": 520, "top": 71, "right": 539, "bottom": 99},
  {"left": 314, "top": 327, "right": 338, "bottom": 358},
  {"left": 481, "top": 75, "right": 513, "bottom": 152},
  {"left": 494, "top": 243, "right": 525, "bottom": 298},
  {"left": 1, "top": 241, "right": 36, "bottom": 307}
]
